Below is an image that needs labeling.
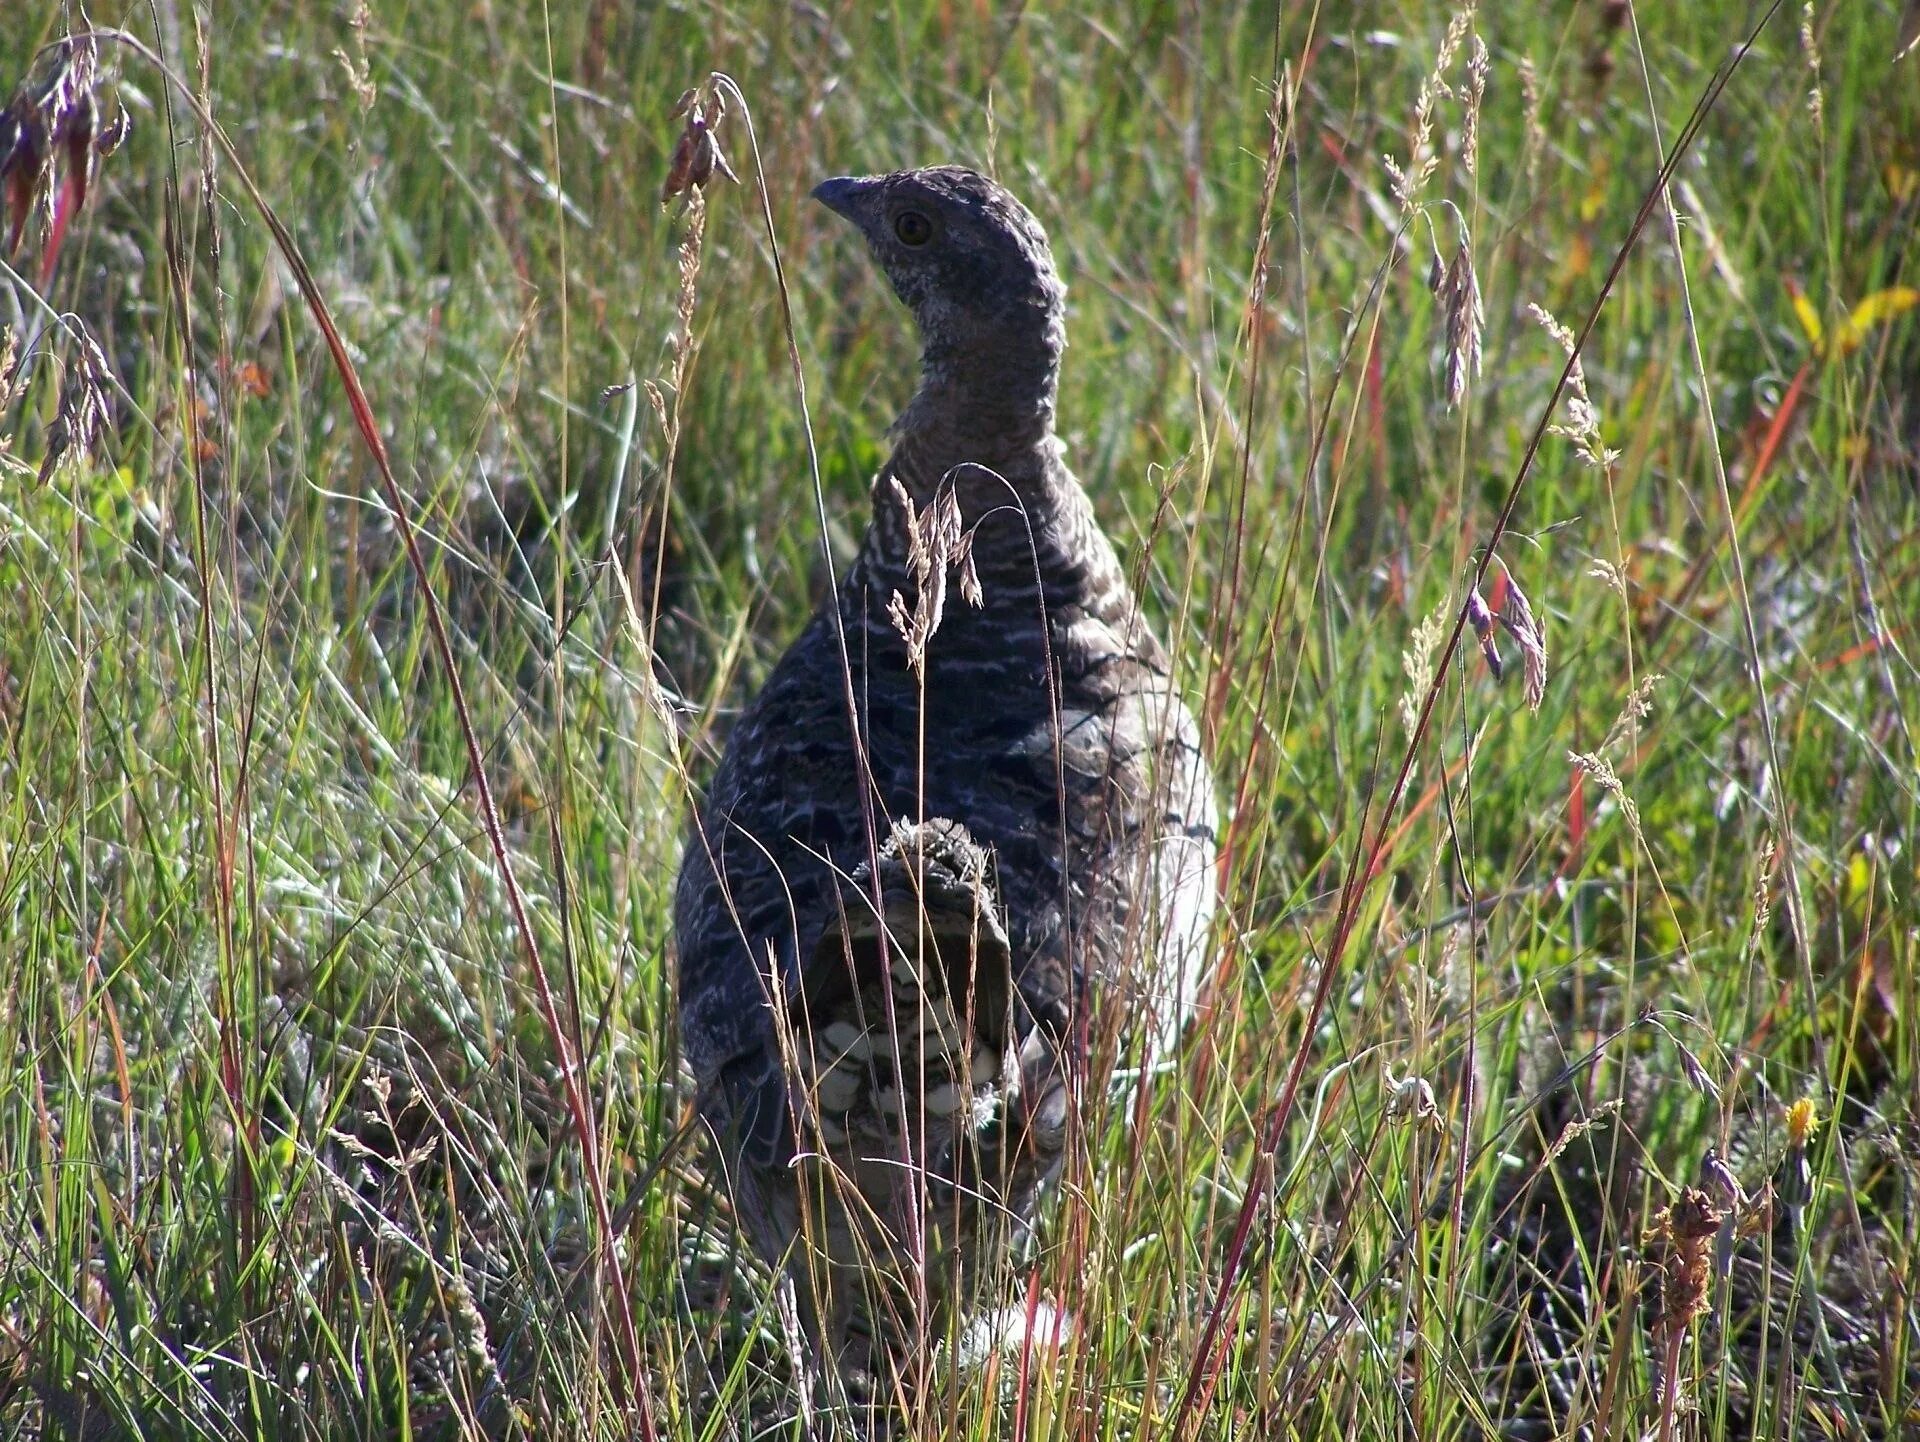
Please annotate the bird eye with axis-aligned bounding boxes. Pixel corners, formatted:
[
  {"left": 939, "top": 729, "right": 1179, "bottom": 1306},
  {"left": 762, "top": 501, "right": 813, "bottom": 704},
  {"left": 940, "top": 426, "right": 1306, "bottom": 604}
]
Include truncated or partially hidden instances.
[{"left": 893, "top": 209, "right": 933, "bottom": 246}]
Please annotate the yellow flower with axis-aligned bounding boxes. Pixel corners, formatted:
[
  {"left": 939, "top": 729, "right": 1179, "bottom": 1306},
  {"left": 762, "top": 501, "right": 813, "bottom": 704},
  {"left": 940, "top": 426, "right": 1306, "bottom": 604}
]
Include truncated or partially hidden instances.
[{"left": 1786, "top": 1097, "right": 1819, "bottom": 1149}]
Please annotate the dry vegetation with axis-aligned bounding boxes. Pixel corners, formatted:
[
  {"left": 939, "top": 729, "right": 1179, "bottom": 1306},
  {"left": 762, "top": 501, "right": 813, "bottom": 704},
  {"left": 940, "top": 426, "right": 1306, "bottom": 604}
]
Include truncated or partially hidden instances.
[{"left": 0, "top": 2, "right": 1915, "bottom": 1438}]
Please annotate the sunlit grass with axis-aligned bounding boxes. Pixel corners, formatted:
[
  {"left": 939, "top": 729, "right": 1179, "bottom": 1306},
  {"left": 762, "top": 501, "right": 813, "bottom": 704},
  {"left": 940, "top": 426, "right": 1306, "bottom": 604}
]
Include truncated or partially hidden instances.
[{"left": 1, "top": 2, "right": 1914, "bottom": 1437}]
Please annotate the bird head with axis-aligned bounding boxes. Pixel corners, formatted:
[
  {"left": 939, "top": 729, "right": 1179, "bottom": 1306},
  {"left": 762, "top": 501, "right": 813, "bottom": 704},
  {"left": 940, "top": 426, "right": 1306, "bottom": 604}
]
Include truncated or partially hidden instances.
[{"left": 812, "top": 166, "right": 1065, "bottom": 364}]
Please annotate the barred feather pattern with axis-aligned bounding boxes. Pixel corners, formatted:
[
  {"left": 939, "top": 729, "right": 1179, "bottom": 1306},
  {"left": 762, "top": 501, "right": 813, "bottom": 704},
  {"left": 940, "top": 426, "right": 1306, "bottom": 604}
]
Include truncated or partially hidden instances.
[{"left": 673, "top": 166, "right": 1217, "bottom": 1367}]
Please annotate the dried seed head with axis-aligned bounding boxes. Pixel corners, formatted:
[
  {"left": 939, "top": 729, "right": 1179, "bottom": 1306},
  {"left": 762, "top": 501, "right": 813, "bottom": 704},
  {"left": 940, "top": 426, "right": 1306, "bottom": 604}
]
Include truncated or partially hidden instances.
[
  {"left": 1462, "top": 35, "right": 1490, "bottom": 177},
  {"left": 885, "top": 478, "right": 983, "bottom": 678},
  {"left": 953, "top": 527, "right": 982, "bottom": 608},
  {"left": 1384, "top": 1067, "right": 1439, "bottom": 1128},
  {"left": 0, "top": 37, "right": 123, "bottom": 272},
  {"left": 1465, "top": 584, "right": 1502, "bottom": 680},
  {"left": 1751, "top": 833, "right": 1778, "bottom": 935},
  {"left": 1601, "top": 672, "right": 1664, "bottom": 754},
  {"left": 1671, "top": 1035, "right": 1719, "bottom": 1100},
  {"left": 0, "top": 326, "right": 19, "bottom": 406},
  {"left": 1387, "top": 9, "right": 1473, "bottom": 214},
  {"left": 1528, "top": 302, "right": 1620, "bottom": 469},
  {"left": 1494, "top": 566, "right": 1548, "bottom": 711},
  {"left": 661, "top": 81, "right": 738, "bottom": 206},
  {"left": 1645, "top": 1185, "right": 1724, "bottom": 1335},
  {"left": 1541, "top": 1098, "right": 1621, "bottom": 1166},
  {"left": 1698, "top": 1149, "right": 1744, "bottom": 1210},
  {"left": 1441, "top": 235, "right": 1484, "bottom": 409},
  {"left": 37, "top": 324, "right": 113, "bottom": 487},
  {"left": 1586, "top": 556, "right": 1627, "bottom": 600},
  {"left": 1518, "top": 56, "right": 1544, "bottom": 188}
]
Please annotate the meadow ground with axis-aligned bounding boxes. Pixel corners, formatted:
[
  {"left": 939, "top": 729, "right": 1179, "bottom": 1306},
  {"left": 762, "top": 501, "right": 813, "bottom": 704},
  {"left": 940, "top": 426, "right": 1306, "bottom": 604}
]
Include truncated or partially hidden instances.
[{"left": 0, "top": 2, "right": 1915, "bottom": 1438}]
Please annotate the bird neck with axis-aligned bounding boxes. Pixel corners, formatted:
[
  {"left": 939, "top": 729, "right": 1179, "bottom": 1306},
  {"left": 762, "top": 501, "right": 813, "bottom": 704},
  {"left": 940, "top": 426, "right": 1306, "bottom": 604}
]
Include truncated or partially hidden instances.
[{"left": 887, "top": 310, "right": 1066, "bottom": 506}]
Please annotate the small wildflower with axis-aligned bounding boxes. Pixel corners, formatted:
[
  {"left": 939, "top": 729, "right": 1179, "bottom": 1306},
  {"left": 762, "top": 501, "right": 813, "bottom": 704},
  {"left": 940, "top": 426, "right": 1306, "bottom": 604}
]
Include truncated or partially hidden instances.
[
  {"left": 1799, "top": 3, "right": 1824, "bottom": 132},
  {"left": 1780, "top": 1096, "right": 1819, "bottom": 1214},
  {"left": 1784, "top": 1096, "right": 1818, "bottom": 1149}
]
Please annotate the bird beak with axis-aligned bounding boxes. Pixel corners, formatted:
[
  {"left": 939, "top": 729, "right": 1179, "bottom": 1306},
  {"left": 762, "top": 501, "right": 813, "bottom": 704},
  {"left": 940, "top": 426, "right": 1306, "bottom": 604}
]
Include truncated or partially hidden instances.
[{"left": 810, "top": 175, "right": 868, "bottom": 219}]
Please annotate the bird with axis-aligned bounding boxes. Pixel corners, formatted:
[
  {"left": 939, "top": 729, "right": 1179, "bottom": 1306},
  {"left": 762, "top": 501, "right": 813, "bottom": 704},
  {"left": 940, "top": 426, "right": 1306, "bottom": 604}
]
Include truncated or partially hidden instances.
[{"left": 673, "top": 165, "right": 1217, "bottom": 1382}]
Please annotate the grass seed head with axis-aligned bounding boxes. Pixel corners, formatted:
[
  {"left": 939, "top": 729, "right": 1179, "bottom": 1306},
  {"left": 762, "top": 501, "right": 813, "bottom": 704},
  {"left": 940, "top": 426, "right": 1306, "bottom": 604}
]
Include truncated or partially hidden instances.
[
  {"left": 1441, "top": 233, "right": 1484, "bottom": 410},
  {"left": 1495, "top": 567, "right": 1547, "bottom": 711},
  {"left": 1529, "top": 302, "right": 1620, "bottom": 469},
  {"left": 661, "top": 81, "right": 738, "bottom": 206},
  {"left": 1400, "top": 603, "right": 1448, "bottom": 737},
  {"left": 1646, "top": 1185, "right": 1724, "bottom": 1336},
  {"left": 1462, "top": 34, "right": 1490, "bottom": 177},
  {"left": 885, "top": 479, "right": 981, "bottom": 679},
  {"left": 36, "top": 324, "right": 114, "bottom": 488},
  {"left": 1568, "top": 748, "right": 1641, "bottom": 843},
  {"left": 1388, "top": 8, "right": 1473, "bottom": 214},
  {"left": 1518, "top": 55, "right": 1544, "bottom": 187},
  {"left": 1466, "top": 584, "right": 1502, "bottom": 680},
  {"left": 1, "top": 37, "right": 125, "bottom": 268}
]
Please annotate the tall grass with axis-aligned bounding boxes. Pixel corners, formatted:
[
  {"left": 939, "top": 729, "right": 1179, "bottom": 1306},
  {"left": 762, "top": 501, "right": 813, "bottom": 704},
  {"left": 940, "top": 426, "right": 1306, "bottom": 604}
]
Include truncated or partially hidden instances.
[{"left": 1, "top": 2, "right": 1914, "bottom": 1438}]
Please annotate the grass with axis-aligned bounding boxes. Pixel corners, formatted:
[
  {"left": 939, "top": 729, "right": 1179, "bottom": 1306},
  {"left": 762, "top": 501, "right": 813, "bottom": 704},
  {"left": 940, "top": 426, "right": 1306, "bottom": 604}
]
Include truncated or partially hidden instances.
[{"left": 1, "top": 0, "right": 1915, "bottom": 1437}]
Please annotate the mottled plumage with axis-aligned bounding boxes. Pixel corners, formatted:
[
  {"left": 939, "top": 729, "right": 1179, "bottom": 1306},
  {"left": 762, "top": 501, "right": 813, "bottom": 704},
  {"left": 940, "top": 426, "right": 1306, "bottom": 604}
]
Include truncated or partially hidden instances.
[{"left": 674, "top": 166, "right": 1216, "bottom": 1373}]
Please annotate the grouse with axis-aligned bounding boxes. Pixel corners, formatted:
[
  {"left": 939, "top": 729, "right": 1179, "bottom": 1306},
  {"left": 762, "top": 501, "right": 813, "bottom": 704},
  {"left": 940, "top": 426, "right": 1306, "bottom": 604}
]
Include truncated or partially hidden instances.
[{"left": 673, "top": 166, "right": 1217, "bottom": 1374}]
